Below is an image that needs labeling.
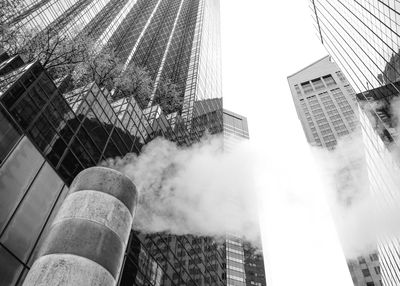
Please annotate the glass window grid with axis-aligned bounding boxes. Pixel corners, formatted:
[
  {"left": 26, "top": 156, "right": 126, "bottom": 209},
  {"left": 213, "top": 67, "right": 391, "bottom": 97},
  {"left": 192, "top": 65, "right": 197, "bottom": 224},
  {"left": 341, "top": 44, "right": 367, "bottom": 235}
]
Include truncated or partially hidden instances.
[{"left": 3, "top": 1, "right": 228, "bottom": 284}]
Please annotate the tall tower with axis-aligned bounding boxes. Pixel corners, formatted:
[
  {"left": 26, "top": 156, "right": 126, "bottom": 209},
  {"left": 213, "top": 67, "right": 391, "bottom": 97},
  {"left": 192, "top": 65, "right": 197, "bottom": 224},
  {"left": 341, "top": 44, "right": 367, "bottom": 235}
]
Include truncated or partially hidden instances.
[
  {"left": 310, "top": 2, "right": 400, "bottom": 285},
  {"left": 222, "top": 110, "right": 267, "bottom": 286},
  {"left": 11, "top": 0, "right": 222, "bottom": 126},
  {"left": 287, "top": 56, "right": 381, "bottom": 286},
  {"left": 0, "top": 1, "right": 228, "bottom": 286},
  {"left": 287, "top": 55, "right": 357, "bottom": 149}
]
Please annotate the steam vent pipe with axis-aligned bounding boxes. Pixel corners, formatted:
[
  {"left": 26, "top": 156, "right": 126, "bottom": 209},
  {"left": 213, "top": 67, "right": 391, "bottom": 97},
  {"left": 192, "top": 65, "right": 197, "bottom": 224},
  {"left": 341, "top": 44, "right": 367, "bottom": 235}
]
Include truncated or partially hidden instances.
[{"left": 23, "top": 167, "right": 137, "bottom": 286}]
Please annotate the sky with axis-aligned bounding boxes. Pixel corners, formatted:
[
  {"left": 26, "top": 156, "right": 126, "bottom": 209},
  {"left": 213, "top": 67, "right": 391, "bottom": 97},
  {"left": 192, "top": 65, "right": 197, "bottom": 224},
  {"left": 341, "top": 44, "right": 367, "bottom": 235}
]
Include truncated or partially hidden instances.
[{"left": 220, "top": 0, "right": 355, "bottom": 285}]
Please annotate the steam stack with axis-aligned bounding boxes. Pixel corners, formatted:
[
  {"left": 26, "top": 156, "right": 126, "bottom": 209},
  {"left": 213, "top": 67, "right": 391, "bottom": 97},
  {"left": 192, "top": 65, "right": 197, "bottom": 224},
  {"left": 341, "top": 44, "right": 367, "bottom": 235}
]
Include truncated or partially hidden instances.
[{"left": 23, "top": 167, "right": 137, "bottom": 286}]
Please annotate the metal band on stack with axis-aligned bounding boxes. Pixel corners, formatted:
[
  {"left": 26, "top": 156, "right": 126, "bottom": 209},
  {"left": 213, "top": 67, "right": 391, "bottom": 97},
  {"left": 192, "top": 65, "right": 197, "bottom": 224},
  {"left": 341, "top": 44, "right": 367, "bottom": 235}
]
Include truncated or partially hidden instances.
[{"left": 23, "top": 167, "right": 137, "bottom": 286}]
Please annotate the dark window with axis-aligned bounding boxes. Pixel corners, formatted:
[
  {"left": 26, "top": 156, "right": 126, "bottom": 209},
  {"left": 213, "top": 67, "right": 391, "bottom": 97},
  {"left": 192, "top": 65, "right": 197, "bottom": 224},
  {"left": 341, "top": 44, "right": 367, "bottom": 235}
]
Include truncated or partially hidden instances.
[
  {"left": 21, "top": 71, "right": 36, "bottom": 88},
  {"left": 10, "top": 92, "right": 39, "bottom": 129},
  {"left": 37, "top": 73, "right": 56, "bottom": 97},
  {"left": 1, "top": 163, "right": 63, "bottom": 262},
  {"left": 0, "top": 108, "right": 21, "bottom": 164},
  {"left": 370, "top": 253, "right": 378, "bottom": 261},
  {"left": 2, "top": 82, "right": 25, "bottom": 108},
  {"left": 0, "top": 137, "right": 44, "bottom": 231},
  {"left": 374, "top": 266, "right": 381, "bottom": 275},
  {"left": 57, "top": 149, "right": 84, "bottom": 184},
  {"left": 366, "top": 282, "right": 375, "bottom": 286},
  {"left": 0, "top": 245, "right": 23, "bottom": 285},
  {"left": 362, "top": 269, "right": 371, "bottom": 277}
]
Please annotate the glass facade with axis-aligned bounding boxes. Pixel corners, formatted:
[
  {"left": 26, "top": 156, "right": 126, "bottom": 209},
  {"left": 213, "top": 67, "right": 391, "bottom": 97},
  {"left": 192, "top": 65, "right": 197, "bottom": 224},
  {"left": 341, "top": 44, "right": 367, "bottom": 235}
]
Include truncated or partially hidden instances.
[
  {"left": 11, "top": 0, "right": 223, "bottom": 127},
  {"left": 0, "top": 52, "right": 226, "bottom": 286},
  {"left": 0, "top": 1, "right": 264, "bottom": 286},
  {"left": 243, "top": 242, "right": 267, "bottom": 286},
  {"left": 310, "top": 2, "right": 400, "bottom": 285},
  {"left": 310, "top": 0, "right": 400, "bottom": 96},
  {"left": 357, "top": 83, "right": 400, "bottom": 286}
]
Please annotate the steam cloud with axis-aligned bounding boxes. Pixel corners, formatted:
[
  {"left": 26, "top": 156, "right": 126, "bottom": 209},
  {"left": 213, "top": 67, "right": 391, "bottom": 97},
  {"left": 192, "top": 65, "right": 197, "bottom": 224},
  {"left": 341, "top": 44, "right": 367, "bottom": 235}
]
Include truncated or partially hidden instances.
[
  {"left": 104, "top": 136, "right": 261, "bottom": 245},
  {"left": 313, "top": 97, "right": 400, "bottom": 259},
  {"left": 312, "top": 132, "right": 378, "bottom": 258}
]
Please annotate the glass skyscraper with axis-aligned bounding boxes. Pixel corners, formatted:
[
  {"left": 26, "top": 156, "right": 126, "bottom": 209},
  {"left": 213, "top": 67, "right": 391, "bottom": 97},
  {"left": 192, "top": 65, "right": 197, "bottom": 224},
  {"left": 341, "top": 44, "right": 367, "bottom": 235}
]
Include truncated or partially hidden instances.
[
  {"left": 357, "top": 83, "right": 400, "bottom": 286},
  {"left": 310, "top": 2, "right": 400, "bottom": 285},
  {"left": 10, "top": 0, "right": 222, "bottom": 127},
  {"left": 0, "top": 0, "right": 230, "bottom": 285},
  {"left": 310, "top": 0, "right": 400, "bottom": 94}
]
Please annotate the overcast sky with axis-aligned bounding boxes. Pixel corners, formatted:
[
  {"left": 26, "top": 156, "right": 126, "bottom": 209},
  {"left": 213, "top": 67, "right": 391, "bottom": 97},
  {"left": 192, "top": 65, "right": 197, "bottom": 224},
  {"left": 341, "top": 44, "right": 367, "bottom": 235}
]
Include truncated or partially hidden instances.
[{"left": 220, "top": 1, "right": 355, "bottom": 285}]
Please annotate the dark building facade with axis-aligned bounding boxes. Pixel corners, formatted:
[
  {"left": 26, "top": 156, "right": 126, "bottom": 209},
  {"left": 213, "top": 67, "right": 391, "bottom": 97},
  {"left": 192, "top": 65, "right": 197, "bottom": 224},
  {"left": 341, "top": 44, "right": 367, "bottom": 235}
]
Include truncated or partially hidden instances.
[
  {"left": 10, "top": 0, "right": 222, "bottom": 126},
  {"left": 0, "top": 52, "right": 225, "bottom": 286},
  {"left": 243, "top": 243, "right": 266, "bottom": 286},
  {"left": 0, "top": 1, "right": 269, "bottom": 286},
  {"left": 1, "top": 0, "right": 225, "bottom": 285},
  {"left": 310, "top": 2, "right": 400, "bottom": 285}
]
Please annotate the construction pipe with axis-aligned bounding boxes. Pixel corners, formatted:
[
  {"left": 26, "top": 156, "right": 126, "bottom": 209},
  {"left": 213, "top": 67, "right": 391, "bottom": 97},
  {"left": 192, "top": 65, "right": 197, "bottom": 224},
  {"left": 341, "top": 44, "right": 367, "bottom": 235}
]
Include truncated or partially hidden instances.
[{"left": 23, "top": 167, "right": 137, "bottom": 286}]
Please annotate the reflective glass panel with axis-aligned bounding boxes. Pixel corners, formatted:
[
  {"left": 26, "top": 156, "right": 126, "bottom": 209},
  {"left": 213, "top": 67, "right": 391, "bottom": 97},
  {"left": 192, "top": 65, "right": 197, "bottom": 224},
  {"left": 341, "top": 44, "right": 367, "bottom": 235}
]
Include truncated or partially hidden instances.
[
  {"left": 1, "top": 163, "right": 63, "bottom": 262},
  {"left": 0, "top": 137, "right": 44, "bottom": 231},
  {"left": 0, "top": 108, "right": 21, "bottom": 164},
  {"left": 0, "top": 245, "right": 23, "bottom": 285}
]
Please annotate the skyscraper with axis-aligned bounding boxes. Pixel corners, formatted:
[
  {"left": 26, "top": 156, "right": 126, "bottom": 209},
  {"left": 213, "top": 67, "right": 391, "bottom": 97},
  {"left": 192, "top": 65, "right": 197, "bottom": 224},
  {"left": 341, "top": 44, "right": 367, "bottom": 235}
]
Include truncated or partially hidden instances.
[
  {"left": 287, "top": 55, "right": 357, "bottom": 149},
  {"left": 310, "top": 2, "right": 400, "bottom": 285},
  {"left": 222, "top": 110, "right": 267, "bottom": 286},
  {"left": 310, "top": 0, "right": 400, "bottom": 95},
  {"left": 356, "top": 82, "right": 400, "bottom": 286},
  {"left": 0, "top": 1, "right": 229, "bottom": 285},
  {"left": 287, "top": 56, "right": 381, "bottom": 286},
  {"left": 10, "top": 0, "right": 222, "bottom": 127}
]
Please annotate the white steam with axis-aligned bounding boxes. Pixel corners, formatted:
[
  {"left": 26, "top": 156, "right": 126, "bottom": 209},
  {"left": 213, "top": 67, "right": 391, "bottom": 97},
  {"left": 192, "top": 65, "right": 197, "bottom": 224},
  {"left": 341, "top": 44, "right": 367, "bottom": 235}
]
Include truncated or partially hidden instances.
[
  {"left": 104, "top": 136, "right": 261, "bottom": 245},
  {"left": 312, "top": 132, "right": 378, "bottom": 258}
]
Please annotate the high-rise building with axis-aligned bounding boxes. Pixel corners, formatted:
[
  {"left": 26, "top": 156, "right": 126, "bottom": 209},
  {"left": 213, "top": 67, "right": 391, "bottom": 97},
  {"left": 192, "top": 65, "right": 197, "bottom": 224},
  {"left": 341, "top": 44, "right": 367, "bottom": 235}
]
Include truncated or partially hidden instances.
[
  {"left": 287, "top": 55, "right": 357, "bottom": 149},
  {"left": 310, "top": 0, "right": 400, "bottom": 95},
  {"left": 0, "top": 1, "right": 228, "bottom": 285},
  {"left": 310, "top": 2, "right": 400, "bottom": 285},
  {"left": 9, "top": 0, "right": 222, "bottom": 127},
  {"left": 222, "top": 110, "right": 267, "bottom": 286},
  {"left": 0, "top": 1, "right": 267, "bottom": 286},
  {"left": 287, "top": 56, "right": 381, "bottom": 286},
  {"left": 356, "top": 82, "right": 400, "bottom": 286}
]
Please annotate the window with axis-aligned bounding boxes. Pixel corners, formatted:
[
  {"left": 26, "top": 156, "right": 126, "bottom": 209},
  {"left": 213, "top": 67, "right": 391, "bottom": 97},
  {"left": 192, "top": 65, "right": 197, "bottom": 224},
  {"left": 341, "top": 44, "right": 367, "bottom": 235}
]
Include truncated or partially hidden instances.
[
  {"left": 322, "top": 75, "right": 336, "bottom": 87},
  {"left": 374, "top": 266, "right": 381, "bottom": 275},
  {"left": 362, "top": 269, "right": 371, "bottom": 277},
  {"left": 344, "top": 85, "right": 355, "bottom": 95},
  {"left": 0, "top": 137, "right": 45, "bottom": 232},
  {"left": 336, "top": 71, "right": 347, "bottom": 82},
  {"left": 301, "top": 81, "right": 314, "bottom": 94},
  {"left": 0, "top": 108, "right": 21, "bottom": 164},
  {"left": 1, "top": 163, "right": 63, "bottom": 262},
  {"left": 366, "top": 282, "right": 375, "bottom": 286},
  {"left": 294, "top": 84, "right": 302, "bottom": 96},
  {"left": 0, "top": 245, "right": 23, "bottom": 285},
  {"left": 370, "top": 253, "right": 378, "bottom": 261},
  {"left": 311, "top": 78, "right": 325, "bottom": 91}
]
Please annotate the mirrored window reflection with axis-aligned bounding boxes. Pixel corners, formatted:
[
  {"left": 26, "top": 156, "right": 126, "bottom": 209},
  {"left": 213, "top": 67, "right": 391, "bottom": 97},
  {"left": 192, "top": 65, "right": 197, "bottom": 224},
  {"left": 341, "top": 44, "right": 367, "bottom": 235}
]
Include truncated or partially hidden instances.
[
  {"left": 0, "top": 108, "right": 21, "bottom": 164},
  {"left": 28, "top": 185, "right": 68, "bottom": 267},
  {"left": 0, "top": 245, "right": 23, "bottom": 285},
  {"left": 1, "top": 163, "right": 63, "bottom": 262},
  {"left": 0, "top": 137, "right": 44, "bottom": 231}
]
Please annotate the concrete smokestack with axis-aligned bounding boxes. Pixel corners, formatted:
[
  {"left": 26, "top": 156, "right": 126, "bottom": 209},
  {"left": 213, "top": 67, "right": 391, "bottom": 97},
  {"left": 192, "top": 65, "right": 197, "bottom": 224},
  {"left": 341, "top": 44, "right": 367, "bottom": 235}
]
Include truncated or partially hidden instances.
[{"left": 23, "top": 167, "right": 137, "bottom": 286}]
